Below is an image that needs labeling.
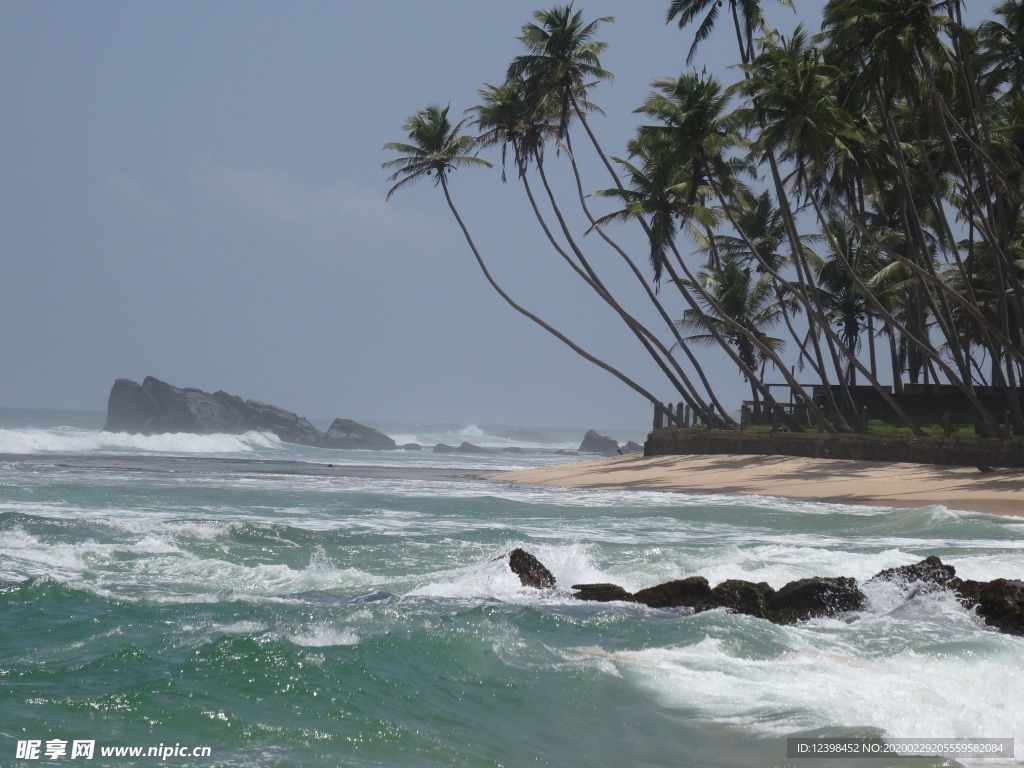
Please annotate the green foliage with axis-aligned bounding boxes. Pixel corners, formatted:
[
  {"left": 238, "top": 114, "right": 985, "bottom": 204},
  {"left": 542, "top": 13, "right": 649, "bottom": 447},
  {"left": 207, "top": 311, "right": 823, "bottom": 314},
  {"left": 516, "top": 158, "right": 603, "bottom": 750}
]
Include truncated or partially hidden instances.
[
  {"left": 866, "top": 420, "right": 977, "bottom": 438},
  {"left": 385, "top": 1, "right": 1024, "bottom": 437}
]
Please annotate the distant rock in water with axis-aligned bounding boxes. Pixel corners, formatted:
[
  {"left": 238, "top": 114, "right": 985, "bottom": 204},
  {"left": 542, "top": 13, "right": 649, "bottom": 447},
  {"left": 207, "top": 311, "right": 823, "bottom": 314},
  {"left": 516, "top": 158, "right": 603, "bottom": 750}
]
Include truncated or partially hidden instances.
[
  {"left": 456, "top": 441, "right": 493, "bottom": 454},
  {"left": 104, "top": 376, "right": 322, "bottom": 445},
  {"left": 103, "top": 376, "right": 391, "bottom": 450},
  {"left": 579, "top": 429, "right": 619, "bottom": 455},
  {"left": 433, "top": 443, "right": 456, "bottom": 453},
  {"left": 323, "top": 418, "right": 397, "bottom": 450}
]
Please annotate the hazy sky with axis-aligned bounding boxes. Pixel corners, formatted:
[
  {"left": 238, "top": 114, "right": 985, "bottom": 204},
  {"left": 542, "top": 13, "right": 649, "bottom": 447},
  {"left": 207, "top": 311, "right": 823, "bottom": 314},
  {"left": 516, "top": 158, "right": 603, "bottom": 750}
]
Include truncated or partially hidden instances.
[{"left": 0, "top": 1, "right": 989, "bottom": 430}]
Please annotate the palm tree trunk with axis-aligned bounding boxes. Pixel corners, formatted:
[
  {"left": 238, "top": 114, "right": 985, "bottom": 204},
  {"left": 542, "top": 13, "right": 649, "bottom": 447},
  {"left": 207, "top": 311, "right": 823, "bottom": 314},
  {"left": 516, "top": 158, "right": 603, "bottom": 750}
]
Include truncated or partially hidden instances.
[
  {"left": 439, "top": 176, "right": 663, "bottom": 408},
  {"left": 518, "top": 160, "right": 725, "bottom": 425},
  {"left": 556, "top": 132, "right": 737, "bottom": 425}
]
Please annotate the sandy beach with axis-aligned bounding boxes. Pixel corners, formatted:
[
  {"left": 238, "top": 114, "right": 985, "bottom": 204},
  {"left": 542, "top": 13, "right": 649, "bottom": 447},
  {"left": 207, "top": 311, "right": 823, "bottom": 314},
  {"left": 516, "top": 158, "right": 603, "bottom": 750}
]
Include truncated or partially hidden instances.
[{"left": 489, "top": 454, "right": 1024, "bottom": 516}]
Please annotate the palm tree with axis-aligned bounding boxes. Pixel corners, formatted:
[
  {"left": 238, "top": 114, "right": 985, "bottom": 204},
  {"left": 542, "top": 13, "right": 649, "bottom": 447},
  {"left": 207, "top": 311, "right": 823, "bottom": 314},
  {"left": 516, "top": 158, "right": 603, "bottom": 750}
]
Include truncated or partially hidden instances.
[
  {"left": 384, "top": 104, "right": 664, "bottom": 408},
  {"left": 469, "top": 79, "right": 726, "bottom": 425},
  {"left": 383, "top": 105, "right": 491, "bottom": 202},
  {"left": 678, "top": 258, "right": 793, "bottom": 412},
  {"left": 667, "top": 0, "right": 794, "bottom": 65},
  {"left": 507, "top": 3, "right": 612, "bottom": 143},
  {"left": 713, "top": 190, "right": 787, "bottom": 273},
  {"left": 631, "top": 70, "right": 839, "bottom": 427},
  {"left": 809, "top": 214, "right": 888, "bottom": 386}
]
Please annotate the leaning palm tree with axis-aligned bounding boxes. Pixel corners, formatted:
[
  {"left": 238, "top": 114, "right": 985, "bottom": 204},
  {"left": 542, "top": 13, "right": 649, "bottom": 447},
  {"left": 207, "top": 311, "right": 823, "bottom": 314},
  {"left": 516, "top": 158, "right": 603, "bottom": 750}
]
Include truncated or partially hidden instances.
[
  {"left": 469, "top": 79, "right": 725, "bottom": 424},
  {"left": 632, "top": 70, "right": 836, "bottom": 427},
  {"left": 384, "top": 104, "right": 663, "bottom": 407}
]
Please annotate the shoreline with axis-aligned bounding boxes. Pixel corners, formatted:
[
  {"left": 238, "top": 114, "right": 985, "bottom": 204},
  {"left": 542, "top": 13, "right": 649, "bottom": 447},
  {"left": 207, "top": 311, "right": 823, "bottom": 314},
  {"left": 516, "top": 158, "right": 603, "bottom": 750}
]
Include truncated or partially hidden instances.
[{"left": 486, "top": 454, "right": 1024, "bottom": 517}]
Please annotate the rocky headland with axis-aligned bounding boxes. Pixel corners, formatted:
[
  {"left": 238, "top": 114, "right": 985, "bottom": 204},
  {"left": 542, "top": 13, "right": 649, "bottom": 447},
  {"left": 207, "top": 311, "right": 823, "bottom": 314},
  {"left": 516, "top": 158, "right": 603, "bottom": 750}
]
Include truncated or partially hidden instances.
[
  {"left": 103, "top": 377, "right": 395, "bottom": 450},
  {"left": 104, "top": 378, "right": 642, "bottom": 456}
]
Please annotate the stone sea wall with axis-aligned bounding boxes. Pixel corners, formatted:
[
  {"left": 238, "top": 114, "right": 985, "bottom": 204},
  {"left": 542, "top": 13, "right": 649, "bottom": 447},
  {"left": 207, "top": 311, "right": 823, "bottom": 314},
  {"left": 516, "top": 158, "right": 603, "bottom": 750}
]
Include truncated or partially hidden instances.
[{"left": 644, "top": 428, "right": 1024, "bottom": 468}]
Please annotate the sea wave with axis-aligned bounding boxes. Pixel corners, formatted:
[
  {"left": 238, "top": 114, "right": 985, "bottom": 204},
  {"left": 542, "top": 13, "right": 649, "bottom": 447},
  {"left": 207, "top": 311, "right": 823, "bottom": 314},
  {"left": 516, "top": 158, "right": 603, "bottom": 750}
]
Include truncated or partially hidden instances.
[{"left": 0, "top": 426, "right": 284, "bottom": 455}]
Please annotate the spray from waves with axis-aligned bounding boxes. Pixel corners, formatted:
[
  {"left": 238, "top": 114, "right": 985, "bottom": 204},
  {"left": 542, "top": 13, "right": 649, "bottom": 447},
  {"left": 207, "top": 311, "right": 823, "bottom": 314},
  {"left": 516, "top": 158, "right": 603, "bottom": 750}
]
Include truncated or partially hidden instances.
[
  {"left": 588, "top": 626, "right": 1023, "bottom": 753},
  {"left": 406, "top": 540, "right": 619, "bottom": 602},
  {"left": 386, "top": 423, "right": 579, "bottom": 451},
  {"left": 0, "top": 426, "right": 285, "bottom": 456}
]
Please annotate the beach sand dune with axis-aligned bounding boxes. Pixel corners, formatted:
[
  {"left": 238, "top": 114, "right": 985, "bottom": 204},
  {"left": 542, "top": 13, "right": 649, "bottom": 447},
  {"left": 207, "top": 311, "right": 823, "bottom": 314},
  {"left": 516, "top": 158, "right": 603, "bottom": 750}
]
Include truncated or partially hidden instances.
[{"left": 489, "top": 454, "right": 1024, "bottom": 516}]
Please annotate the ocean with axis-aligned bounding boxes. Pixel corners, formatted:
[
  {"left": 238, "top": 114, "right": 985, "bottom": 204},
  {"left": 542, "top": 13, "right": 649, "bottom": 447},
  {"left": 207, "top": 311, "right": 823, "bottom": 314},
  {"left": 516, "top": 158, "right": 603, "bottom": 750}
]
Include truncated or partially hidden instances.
[{"left": 1, "top": 408, "right": 1022, "bottom": 767}]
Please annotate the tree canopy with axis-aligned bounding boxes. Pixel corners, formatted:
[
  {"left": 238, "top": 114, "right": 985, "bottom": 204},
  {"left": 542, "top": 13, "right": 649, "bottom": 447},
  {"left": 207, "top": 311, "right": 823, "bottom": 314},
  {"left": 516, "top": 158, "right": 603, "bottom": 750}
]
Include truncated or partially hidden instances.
[{"left": 386, "top": 1, "right": 1024, "bottom": 436}]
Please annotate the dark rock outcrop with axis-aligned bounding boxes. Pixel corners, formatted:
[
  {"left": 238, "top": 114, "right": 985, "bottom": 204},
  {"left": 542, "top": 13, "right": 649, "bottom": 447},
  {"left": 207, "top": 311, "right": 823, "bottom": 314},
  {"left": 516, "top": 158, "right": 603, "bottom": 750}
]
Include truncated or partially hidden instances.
[
  {"left": 867, "top": 555, "right": 956, "bottom": 587},
  {"left": 710, "top": 579, "right": 777, "bottom": 618},
  {"left": 767, "top": 577, "right": 865, "bottom": 622},
  {"left": 632, "top": 576, "right": 711, "bottom": 609},
  {"left": 104, "top": 378, "right": 162, "bottom": 434},
  {"left": 402, "top": 443, "right": 422, "bottom": 451},
  {"left": 537, "top": 552, "right": 1022, "bottom": 637},
  {"left": 579, "top": 429, "right": 619, "bottom": 455},
  {"left": 954, "top": 578, "right": 1024, "bottom": 635},
  {"left": 433, "top": 443, "right": 456, "bottom": 453},
  {"left": 456, "top": 442, "right": 493, "bottom": 454},
  {"left": 622, "top": 441, "right": 644, "bottom": 454},
  {"left": 104, "top": 376, "right": 394, "bottom": 450},
  {"left": 242, "top": 398, "right": 322, "bottom": 446},
  {"left": 323, "top": 418, "right": 397, "bottom": 450},
  {"left": 572, "top": 583, "right": 634, "bottom": 602},
  {"left": 508, "top": 548, "right": 556, "bottom": 589},
  {"left": 104, "top": 376, "right": 321, "bottom": 445}
]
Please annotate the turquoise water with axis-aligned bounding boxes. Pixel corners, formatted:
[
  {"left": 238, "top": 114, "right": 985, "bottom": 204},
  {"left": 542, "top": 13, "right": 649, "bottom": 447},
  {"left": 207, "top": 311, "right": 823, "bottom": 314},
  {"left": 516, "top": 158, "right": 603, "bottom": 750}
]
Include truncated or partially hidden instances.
[{"left": 1, "top": 410, "right": 1022, "bottom": 767}]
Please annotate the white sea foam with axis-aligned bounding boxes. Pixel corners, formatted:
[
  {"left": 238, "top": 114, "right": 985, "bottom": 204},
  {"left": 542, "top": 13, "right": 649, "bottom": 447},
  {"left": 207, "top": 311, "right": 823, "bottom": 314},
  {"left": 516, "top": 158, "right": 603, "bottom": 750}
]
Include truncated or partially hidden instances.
[
  {"left": 406, "top": 540, "right": 625, "bottom": 601},
  {"left": 0, "top": 426, "right": 284, "bottom": 455},
  {"left": 593, "top": 631, "right": 1023, "bottom": 756},
  {"left": 287, "top": 623, "right": 360, "bottom": 647}
]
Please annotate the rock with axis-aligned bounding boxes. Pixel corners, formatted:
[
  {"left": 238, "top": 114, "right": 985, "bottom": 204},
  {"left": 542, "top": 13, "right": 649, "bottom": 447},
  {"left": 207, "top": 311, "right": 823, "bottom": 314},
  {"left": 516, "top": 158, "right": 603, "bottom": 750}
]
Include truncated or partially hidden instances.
[
  {"left": 766, "top": 577, "right": 865, "bottom": 623},
  {"left": 323, "top": 418, "right": 397, "bottom": 450},
  {"left": 632, "top": 577, "right": 711, "bottom": 609},
  {"left": 501, "top": 447, "right": 523, "bottom": 454},
  {"left": 402, "top": 443, "right": 422, "bottom": 451},
  {"left": 456, "top": 442, "right": 493, "bottom": 454},
  {"left": 102, "top": 376, "right": 324, "bottom": 446},
  {"left": 709, "top": 579, "right": 776, "bottom": 619},
  {"left": 572, "top": 583, "right": 634, "bottom": 602},
  {"left": 243, "top": 398, "right": 322, "bottom": 445},
  {"left": 867, "top": 556, "right": 956, "bottom": 587},
  {"left": 508, "top": 548, "right": 556, "bottom": 589},
  {"left": 622, "top": 441, "right": 644, "bottom": 454},
  {"left": 579, "top": 429, "right": 619, "bottom": 455},
  {"left": 103, "top": 378, "right": 161, "bottom": 434},
  {"left": 179, "top": 387, "right": 249, "bottom": 433},
  {"left": 556, "top": 449, "right": 579, "bottom": 455},
  {"left": 433, "top": 443, "right": 456, "bottom": 453},
  {"left": 554, "top": 549, "right": 1024, "bottom": 637},
  {"left": 954, "top": 578, "right": 1024, "bottom": 636}
]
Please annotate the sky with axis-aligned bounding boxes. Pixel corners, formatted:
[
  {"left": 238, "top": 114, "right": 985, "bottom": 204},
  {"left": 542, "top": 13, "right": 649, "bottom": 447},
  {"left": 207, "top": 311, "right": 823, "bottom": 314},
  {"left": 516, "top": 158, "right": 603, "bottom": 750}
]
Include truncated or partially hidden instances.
[{"left": 0, "top": 1, "right": 995, "bottom": 432}]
